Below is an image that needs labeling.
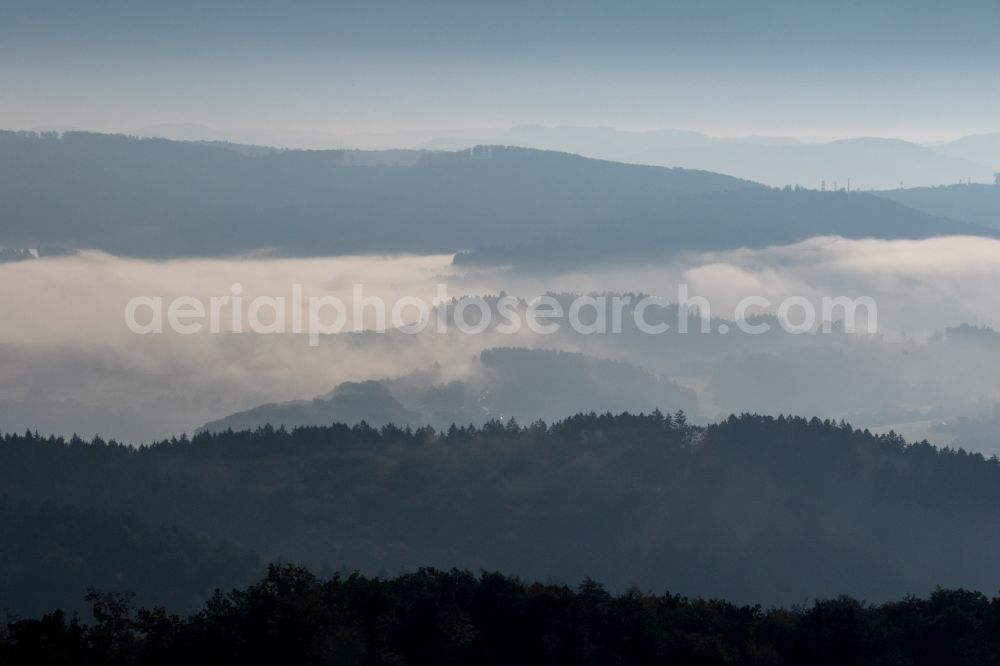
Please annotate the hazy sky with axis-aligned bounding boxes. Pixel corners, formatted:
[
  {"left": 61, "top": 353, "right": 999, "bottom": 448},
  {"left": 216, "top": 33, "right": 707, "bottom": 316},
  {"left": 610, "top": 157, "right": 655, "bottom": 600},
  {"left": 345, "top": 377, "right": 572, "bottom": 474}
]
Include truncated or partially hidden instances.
[{"left": 3, "top": 0, "right": 1000, "bottom": 143}]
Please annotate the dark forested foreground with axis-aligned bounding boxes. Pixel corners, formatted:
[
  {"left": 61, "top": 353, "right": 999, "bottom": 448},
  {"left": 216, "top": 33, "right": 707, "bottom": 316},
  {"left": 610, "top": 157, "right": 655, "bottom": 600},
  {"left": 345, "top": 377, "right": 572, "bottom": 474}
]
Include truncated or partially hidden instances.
[
  {"left": 6, "top": 564, "right": 1000, "bottom": 666},
  {"left": 4, "top": 412, "right": 1000, "bottom": 616}
]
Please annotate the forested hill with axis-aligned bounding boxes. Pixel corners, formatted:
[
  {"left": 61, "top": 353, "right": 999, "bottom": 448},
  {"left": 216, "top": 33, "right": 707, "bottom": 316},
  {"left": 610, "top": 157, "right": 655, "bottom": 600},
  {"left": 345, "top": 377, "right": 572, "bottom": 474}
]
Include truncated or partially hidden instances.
[
  {"left": 1, "top": 131, "right": 990, "bottom": 262},
  {"left": 454, "top": 187, "right": 993, "bottom": 268},
  {"left": 199, "top": 347, "right": 699, "bottom": 433},
  {"left": 3, "top": 412, "right": 1000, "bottom": 613},
  {"left": 0, "top": 497, "right": 261, "bottom": 617},
  {"left": 876, "top": 183, "right": 1000, "bottom": 231},
  {"left": 0, "top": 131, "right": 753, "bottom": 258}
]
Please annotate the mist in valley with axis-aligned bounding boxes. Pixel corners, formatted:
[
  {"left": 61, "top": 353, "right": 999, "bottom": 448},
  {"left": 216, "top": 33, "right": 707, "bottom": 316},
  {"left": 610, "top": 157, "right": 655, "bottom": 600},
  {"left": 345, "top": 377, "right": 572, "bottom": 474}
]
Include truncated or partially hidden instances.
[{"left": 3, "top": 236, "right": 999, "bottom": 451}]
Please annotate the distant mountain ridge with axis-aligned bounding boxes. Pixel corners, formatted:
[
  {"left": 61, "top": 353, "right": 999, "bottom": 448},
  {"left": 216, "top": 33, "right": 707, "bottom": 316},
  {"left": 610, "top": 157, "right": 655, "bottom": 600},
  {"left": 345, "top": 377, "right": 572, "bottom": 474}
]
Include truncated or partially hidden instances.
[
  {"left": 934, "top": 132, "right": 1000, "bottom": 171},
  {"left": 427, "top": 125, "right": 999, "bottom": 189},
  {"left": 1, "top": 130, "right": 991, "bottom": 265},
  {"left": 70, "top": 122, "right": 1000, "bottom": 185},
  {"left": 455, "top": 187, "right": 993, "bottom": 268},
  {"left": 876, "top": 183, "right": 1000, "bottom": 230},
  {"left": 634, "top": 137, "right": 994, "bottom": 190},
  {"left": 0, "top": 130, "right": 754, "bottom": 258}
]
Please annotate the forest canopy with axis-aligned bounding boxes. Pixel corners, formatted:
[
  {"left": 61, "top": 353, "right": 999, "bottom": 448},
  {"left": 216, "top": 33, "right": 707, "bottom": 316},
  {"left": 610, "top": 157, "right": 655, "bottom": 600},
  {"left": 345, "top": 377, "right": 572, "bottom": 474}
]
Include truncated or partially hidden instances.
[{"left": 3, "top": 412, "right": 1000, "bottom": 615}]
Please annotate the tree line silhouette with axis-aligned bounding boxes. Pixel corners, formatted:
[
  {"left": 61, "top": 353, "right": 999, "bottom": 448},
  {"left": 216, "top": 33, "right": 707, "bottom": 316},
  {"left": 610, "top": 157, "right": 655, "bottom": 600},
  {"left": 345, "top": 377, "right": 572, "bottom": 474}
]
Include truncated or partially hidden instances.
[{"left": 4, "top": 563, "right": 1000, "bottom": 665}]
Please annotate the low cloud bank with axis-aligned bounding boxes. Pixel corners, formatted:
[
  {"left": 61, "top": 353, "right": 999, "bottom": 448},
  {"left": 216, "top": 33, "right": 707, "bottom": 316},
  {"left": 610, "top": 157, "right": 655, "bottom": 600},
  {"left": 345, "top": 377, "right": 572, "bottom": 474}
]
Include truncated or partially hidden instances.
[{"left": 2, "top": 236, "right": 998, "bottom": 441}]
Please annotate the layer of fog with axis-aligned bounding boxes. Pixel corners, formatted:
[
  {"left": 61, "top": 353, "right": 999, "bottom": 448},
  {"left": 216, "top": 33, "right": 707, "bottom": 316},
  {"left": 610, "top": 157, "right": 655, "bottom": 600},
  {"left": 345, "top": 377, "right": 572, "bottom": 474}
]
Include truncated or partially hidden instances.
[
  {"left": 460, "top": 235, "right": 1000, "bottom": 338},
  {"left": 2, "top": 236, "right": 999, "bottom": 445}
]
